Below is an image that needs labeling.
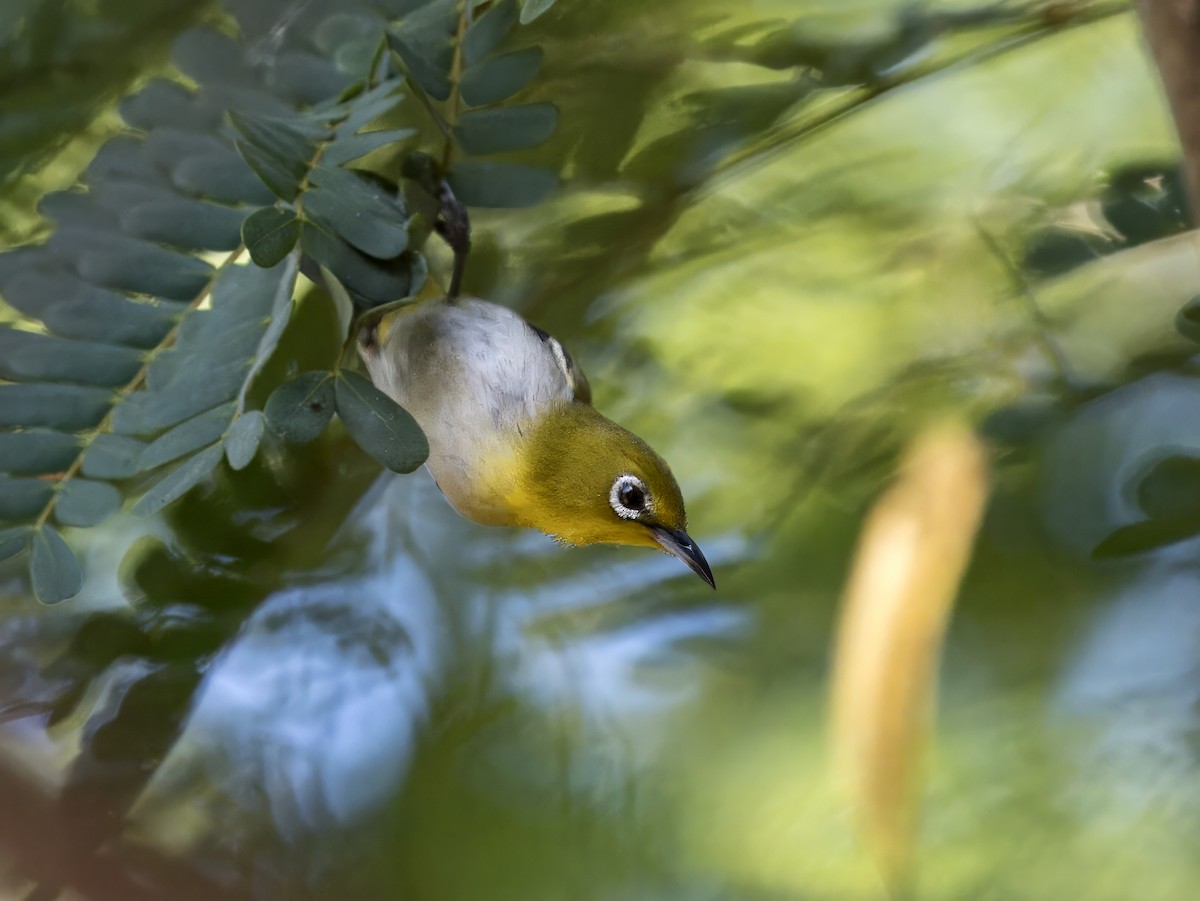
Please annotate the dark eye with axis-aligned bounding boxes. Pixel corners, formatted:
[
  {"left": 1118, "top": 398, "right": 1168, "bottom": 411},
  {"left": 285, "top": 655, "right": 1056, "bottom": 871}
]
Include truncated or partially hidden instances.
[
  {"left": 619, "top": 483, "right": 645, "bottom": 510},
  {"left": 610, "top": 475, "right": 651, "bottom": 519}
]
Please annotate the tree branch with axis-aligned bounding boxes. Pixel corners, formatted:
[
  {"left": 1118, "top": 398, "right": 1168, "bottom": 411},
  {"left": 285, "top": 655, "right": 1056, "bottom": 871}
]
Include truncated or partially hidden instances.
[{"left": 1137, "top": 0, "right": 1200, "bottom": 218}]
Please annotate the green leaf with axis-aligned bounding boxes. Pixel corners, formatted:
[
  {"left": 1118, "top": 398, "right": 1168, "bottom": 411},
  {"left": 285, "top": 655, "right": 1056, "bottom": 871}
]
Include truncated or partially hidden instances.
[
  {"left": 264, "top": 371, "right": 336, "bottom": 444},
  {"left": 463, "top": 0, "right": 516, "bottom": 66},
  {"left": 1176, "top": 295, "right": 1200, "bottom": 344},
  {"left": 5, "top": 276, "right": 181, "bottom": 349},
  {"left": 519, "top": 0, "right": 557, "bottom": 23},
  {"left": 0, "top": 384, "right": 112, "bottom": 431},
  {"left": 172, "top": 27, "right": 256, "bottom": 88},
  {"left": 230, "top": 111, "right": 319, "bottom": 172},
  {"left": 121, "top": 200, "right": 246, "bottom": 252},
  {"left": 0, "top": 330, "right": 144, "bottom": 387},
  {"left": 243, "top": 207, "right": 300, "bottom": 267},
  {"left": 387, "top": 32, "right": 452, "bottom": 102},
  {"left": 448, "top": 162, "right": 557, "bottom": 208},
  {"left": 302, "top": 184, "right": 410, "bottom": 259},
  {"left": 237, "top": 140, "right": 305, "bottom": 202},
  {"left": 132, "top": 442, "right": 224, "bottom": 518},
  {"left": 225, "top": 411, "right": 265, "bottom": 470},
  {"left": 173, "top": 151, "right": 278, "bottom": 205},
  {"left": 323, "top": 129, "right": 416, "bottom": 166},
  {"left": 0, "top": 477, "right": 53, "bottom": 520},
  {"left": 1135, "top": 454, "right": 1200, "bottom": 520},
  {"left": 113, "top": 366, "right": 246, "bottom": 436},
  {"left": 56, "top": 479, "right": 122, "bottom": 528},
  {"left": 82, "top": 435, "right": 147, "bottom": 480},
  {"left": 0, "top": 430, "right": 81, "bottom": 475},
  {"left": 31, "top": 526, "right": 82, "bottom": 604},
  {"left": 0, "top": 526, "right": 30, "bottom": 562},
  {"left": 455, "top": 104, "right": 557, "bottom": 154},
  {"left": 1093, "top": 517, "right": 1200, "bottom": 559},
  {"left": 460, "top": 47, "right": 542, "bottom": 107},
  {"left": 138, "top": 402, "right": 236, "bottom": 472},
  {"left": 74, "top": 243, "right": 215, "bottom": 301},
  {"left": 300, "top": 222, "right": 418, "bottom": 303},
  {"left": 120, "top": 79, "right": 211, "bottom": 131},
  {"left": 334, "top": 370, "right": 428, "bottom": 473},
  {"left": 329, "top": 79, "right": 407, "bottom": 135}
]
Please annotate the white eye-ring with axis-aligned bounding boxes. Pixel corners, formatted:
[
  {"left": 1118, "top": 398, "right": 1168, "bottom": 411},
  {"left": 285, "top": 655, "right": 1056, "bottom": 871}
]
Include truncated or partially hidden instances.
[{"left": 610, "top": 474, "right": 651, "bottom": 520}]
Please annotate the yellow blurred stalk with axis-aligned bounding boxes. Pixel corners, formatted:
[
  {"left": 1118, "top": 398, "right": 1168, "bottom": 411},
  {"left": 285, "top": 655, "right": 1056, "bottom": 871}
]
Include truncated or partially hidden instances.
[{"left": 830, "top": 421, "right": 990, "bottom": 897}]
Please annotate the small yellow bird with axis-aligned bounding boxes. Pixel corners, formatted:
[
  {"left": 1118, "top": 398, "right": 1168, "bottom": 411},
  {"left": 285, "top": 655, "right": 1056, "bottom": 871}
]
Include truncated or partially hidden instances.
[{"left": 357, "top": 295, "right": 714, "bottom": 587}]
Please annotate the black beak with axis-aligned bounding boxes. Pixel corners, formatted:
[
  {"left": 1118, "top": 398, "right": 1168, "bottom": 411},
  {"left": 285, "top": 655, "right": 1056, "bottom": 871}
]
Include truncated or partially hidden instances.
[{"left": 651, "top": 527, "right": 716, "bottom": 589}]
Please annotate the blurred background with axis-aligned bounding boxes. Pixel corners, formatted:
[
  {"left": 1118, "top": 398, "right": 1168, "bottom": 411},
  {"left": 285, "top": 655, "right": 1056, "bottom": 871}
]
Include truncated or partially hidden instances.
[{"left": 4, "top": 0, "right": 1200, "bottom": 898}]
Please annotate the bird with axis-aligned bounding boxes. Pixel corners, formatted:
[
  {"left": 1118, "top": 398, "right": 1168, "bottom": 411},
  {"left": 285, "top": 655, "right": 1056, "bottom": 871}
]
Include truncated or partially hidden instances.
[{"left": 356, "top": 295, "right": 714, "bottom": 587}]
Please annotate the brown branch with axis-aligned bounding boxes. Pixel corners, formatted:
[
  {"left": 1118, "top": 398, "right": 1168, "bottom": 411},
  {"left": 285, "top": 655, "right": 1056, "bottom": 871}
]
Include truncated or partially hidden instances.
[{"left": 1137, "top": 0, "right": 1200, "bottom": 218}]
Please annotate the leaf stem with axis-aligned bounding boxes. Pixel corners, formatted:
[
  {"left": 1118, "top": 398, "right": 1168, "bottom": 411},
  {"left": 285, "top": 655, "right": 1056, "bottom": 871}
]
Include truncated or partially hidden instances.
[{"left": 440, "top": 0, "right": 473, "bottom": 172}]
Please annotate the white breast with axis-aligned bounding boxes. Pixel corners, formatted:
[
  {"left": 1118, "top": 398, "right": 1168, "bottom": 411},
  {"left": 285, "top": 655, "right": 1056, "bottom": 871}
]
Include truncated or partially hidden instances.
[{"left": 360, "top": 298, "right": 574, "bottom": 523}]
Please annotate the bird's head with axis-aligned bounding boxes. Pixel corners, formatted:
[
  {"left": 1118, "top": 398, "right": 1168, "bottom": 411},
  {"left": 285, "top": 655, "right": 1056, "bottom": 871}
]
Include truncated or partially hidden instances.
[{"left": 504, "top": 402, "right": 714, "bottom": 588}]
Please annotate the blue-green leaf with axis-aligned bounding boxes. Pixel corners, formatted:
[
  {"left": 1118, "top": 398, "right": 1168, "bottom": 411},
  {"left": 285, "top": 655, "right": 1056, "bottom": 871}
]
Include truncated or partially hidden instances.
[
  {"left": 132, "top": 442, "right": 224, "bottom": 518},
  {"left": 323, "top": 129, "right": 416, "bottom": 165},
  {"left": 31, "top": 526, "right": 82, "bottom": 604},
  {"left": 0, "top": 430, "right": 81, "bottom": 475},
  {"left": 0, "top": 526, "right": 30, "bottom": 562},
  {"left": 56, "top": 479, "right": 122, "bottom": 528},
  {"left": 0, "top": 384, "right": 112, "bottom": 431},
  {"left": 334, "top": 370, "right": 428, "bottom": 473},
  {"left": 243, "top": 207, "right": 300, "bottom": 267},
  {"left": 224, "top": 411, "right": 264, "bottom": 470},
  {"left": 519, "top": 0, "right": 557, "bottom": 24},
  {"left": 82, "top": 435, "right": 147, "bottom": 480},
  {"left": 455, "top": 103, "right": 557, "bottom": 154},
  {"left": 449, "top": 162, "right": 558, "bottom": 208},
  {"left": 0, "top": 330, "right": 143, "bottom": 387},
  {"left": 264, "top": 371, "right": 336, "bottom": 444},
  {"left": 0, "top": 476, "right": 53, "bottom": 520},
  {"left": 138, "top": 402, "right": 236, "bottom": 472},
  {"left": 460, "top": 47, "right": 542, "bottom": 107},
  {"left": 463, "top": 0, "right": 516, "bottom": 65}
]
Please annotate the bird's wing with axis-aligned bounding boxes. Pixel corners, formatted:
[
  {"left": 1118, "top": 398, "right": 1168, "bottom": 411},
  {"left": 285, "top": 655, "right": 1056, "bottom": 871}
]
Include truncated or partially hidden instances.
[{"left": 528, "top": 323, "right": 592, "bottom": 404}]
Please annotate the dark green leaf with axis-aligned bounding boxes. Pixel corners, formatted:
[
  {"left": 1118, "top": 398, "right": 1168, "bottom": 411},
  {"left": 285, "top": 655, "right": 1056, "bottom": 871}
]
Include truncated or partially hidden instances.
[
  {"left": 86, "top": 136, "right": 158, "bottom": 184},
  {"left": 449, "top": 162, "right": 557, "bottom": 208},
  {"left": 387, "top": 32, "right": 452, "bottom": 101},
  {"left": 334, "top": 370, "right": 428, "bottom": 473},
  {"left": 39, "top": 190, "right": 115, "bottom": 230},
  {"left": 0, "top": 477, "right": 53, "bottom": 520},
  {"left": 173, "top": 151, "right": 278, "bottom": 205},
  {"left": 269, "top": 51, "right": 357, "bottom": 105},
  {"left": 464, "top": 0, "right": 516, "bottom": 66},
  {"left": 225, "top": 411, "right": 264, "bottom": 470},
  {"left": 132, "top": 442, "right": 224, "bottom": 518},
  {"left": 303, "top": 184, "right": 408, "bottom": 259},
  {"left": 300, "top": 222, "right": 417, "bottom": 303},
  {"left": 456, "top": 103, "right": 557, "bottom": 154},
  {"left": 0, "top": 526, "right": 30, "bottom": 562},
  {"left": 1176, "top": 296, "right": 1200, "bottom": 344},
  {"left": 237, "top": 140, "right": 304, "bottom": 202},
  {"left": 331, "top": 79, "right": 406, "bottom": 135},
  {"left": 237, "top": 254, "right": 300, "bottom": 409},
  {"left": 314, "top": 12, "right": 379, "bottom": 55},
  {"left": 120, "top": 79, "right": 212, "bottom": 131},
  {"left": 460, "top": 47, "right": 542, "bottom": 107},
  {"left": 114, "top": 366, "right": 246, "bottom": 436},
  {"left": 0, "top": 430, "right": 80, "bottom": 475},
  {"left": 264, "top": 371, "right": 336, "bottom": 444},
  {"left": 72, "top": 241, "right": 215, "bottom": 301},
  {"left": 230, "top": 111, "right": 319, "bottom": 171},
  {"left": 121, "top": 200, "right": 246, "bottom": 252},
  {"left": 56, "top": 479, "right": 122, "bottom": 528},
  {"left": 0, "top": 330, "right": 143, "bottom": 387},
  {"left": 1134, "top": 455, "right": 1200, "bottom": 520},
  {"left": 0, "top": 384, "right": 112, "bottom": 431},
  {"left": 82, "top": 435, "right": 147, "bottom": 480},
  {"left": 1093, "top": 517, "right": 1200, "bottom": 559},
  {"left": 31, "top": 526, "right": 82, "bottom": 604},
  {"left": 324, "top": 129, "right": 416, "bottom": 166},
  {"left": 243, "top": 207, "right": 300, "bottom": 267},
  {"left": 138, "top": 402, "right": 236, "bottom": 472},
  {"left": 519, "top": 0, "right": 557, "bottom": 23},
  {"left": 172, "top": 27, "right": 256, "bottom": 88},
  {"left": 3, "top": 275, "right": 181, "bottom": 348}
]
